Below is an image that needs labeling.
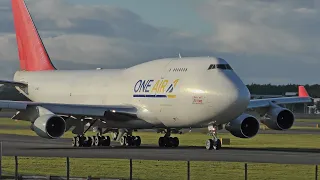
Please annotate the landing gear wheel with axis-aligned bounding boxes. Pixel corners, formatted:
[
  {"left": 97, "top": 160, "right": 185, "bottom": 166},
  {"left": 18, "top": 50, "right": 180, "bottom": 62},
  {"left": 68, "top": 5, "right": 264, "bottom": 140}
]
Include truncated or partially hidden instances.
[
  {"left": 112, "top": 132, "right": 118, "bottom": 141},
  {"left": 158, "top": 137, "right": 180, "bottom": 148},
  {"left": 134, "top": 136, "right": 141, "bottom": 147},
  {"left": 172, "top": 137, "right": 179, "bottom": 147},
  {"left": 83, "top": 136, "right": 92, "bottom": 147},
  {"left": 158, "top": 137, "right": 165, "bottom": 147},
  {"left": 72, "top": 137, "right": 77, "bottom": 147},
  {"left": 214, "top": 139, "right": 222, "bottom": 150},
  {"left": 206, "top": 139, "right": 213, "bottom": 150},
  {"left": 206, "top": 139, "right": 222, "bottom": 150},
  {"left": 87, "top": 137, "right": 92, "bottom": 147},
  {"left": 164, "top": 137, "right": 171, "bottom": 147},
  {"left": 126, "top": 136, "right": 134, "bottom": 146},
  {"left": 94, "top": 136, "right": 100, "bottom": 146},
  {"left": 120, "top": 136, "right": 126, "bottom": 146},
  {"left": 101, "top": 136, "right": 111, "bottom": 146}
]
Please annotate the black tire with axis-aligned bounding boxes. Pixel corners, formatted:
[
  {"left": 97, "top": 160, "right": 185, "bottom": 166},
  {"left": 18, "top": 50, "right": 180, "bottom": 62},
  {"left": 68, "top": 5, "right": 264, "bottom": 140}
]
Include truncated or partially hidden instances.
[
  {"left": 164, "top": 137, "right": 171, "bottom": 147},
  {"left": 84, "top": 136, "right": 92, "bottom": 147},
  {"left": 172, "top": 137, "right": 179, "bottom": 147},
  {"left": 134, "top": 136, "right": 141, "bottom": 147},
  {"left": 158, "top": 137, "right": 165, "bottom": 147},
  {"left": 92, "top": 136, "right": 96, "bottom": 146},
  {"left": 103, "top": 136, "right": 111, "bottom": 146},
  {"left": 127, "top": 136, "right": 134, "bottom": 146},
  {"left": 215, "top": 139, "right": 222, "bottom": 150}
]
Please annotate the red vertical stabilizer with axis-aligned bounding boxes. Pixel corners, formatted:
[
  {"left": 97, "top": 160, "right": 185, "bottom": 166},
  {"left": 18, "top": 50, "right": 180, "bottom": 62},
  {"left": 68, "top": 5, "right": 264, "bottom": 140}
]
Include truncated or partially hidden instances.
[
  {"left": 11, "top": 0, "right": 56, "bottom": 71},
  {"left": 298, "top": 86, "right": 309, "bottom": 97}
]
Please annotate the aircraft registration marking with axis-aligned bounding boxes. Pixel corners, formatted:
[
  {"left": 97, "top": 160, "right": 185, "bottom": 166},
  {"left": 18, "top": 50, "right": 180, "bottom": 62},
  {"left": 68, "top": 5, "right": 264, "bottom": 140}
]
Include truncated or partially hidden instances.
[{"left": 192, "top": 96, "right": 204, "bottom": 104}]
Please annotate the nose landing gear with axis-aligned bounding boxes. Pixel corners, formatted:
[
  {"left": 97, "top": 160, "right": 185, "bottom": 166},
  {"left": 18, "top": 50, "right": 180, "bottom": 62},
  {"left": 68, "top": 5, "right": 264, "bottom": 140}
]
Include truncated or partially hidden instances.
[{"left": 205, "top": 124, "right": 222, "bottom": 150}]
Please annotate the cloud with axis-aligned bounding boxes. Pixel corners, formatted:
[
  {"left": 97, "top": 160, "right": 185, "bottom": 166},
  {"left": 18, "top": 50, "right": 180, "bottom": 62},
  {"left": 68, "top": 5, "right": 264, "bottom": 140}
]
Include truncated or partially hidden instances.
[
  {"left": 0, "top": 0, "right": 211, "bottom": 71},
  {"left": 0, "top": 0, "right": 318, "bottom": 85},
  {"left": 199, "top": 0, "right": 320, "bottom": 62}
]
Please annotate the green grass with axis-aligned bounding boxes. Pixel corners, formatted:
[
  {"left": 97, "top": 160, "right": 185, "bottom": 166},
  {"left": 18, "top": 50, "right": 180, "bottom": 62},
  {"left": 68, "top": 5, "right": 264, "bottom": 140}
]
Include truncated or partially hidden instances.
[
  {"left": 296, "top": 119, "right": 320, "bottom": 123},
  {"left": 1, "top": 157, "right": 317, "bottom": 180},
  {"left": 0, "top": 118, "right": 29, "bottom": 127},
  {"left": 0, "top": 118, "right": 320, "bottom": 179}
]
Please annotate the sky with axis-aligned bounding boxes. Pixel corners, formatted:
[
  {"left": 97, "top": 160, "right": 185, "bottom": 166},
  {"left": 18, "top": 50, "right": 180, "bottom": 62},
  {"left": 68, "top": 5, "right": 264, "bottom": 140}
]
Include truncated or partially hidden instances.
[{"left": 0, "top": 0, "right": 319, "bottom": 84}]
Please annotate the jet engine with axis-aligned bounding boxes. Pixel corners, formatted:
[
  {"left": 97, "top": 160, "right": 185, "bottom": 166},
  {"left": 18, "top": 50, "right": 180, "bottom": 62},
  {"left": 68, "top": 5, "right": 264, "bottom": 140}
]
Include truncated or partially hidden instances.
[
  {"left": 260, "top": 107, "right": 294, "bottom": 130},
  {"left": 225, "top": 113, "right": 260, "bottom": 138},
  {"left": 31, "top": 114, "right": 66, "bottom": 139}
]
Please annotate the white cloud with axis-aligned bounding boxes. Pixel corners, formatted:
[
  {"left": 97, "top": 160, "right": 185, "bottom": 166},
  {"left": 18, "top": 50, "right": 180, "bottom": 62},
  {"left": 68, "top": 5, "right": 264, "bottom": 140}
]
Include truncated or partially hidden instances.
[
  {"left": 199, "top": 0, "right": 320, "bottom": 62},
  {"left": 0, "top": 0, "right": 318, "bottom": 84},
  {"left": 0, "top": 0, "right": 211, "bottom": 72}
]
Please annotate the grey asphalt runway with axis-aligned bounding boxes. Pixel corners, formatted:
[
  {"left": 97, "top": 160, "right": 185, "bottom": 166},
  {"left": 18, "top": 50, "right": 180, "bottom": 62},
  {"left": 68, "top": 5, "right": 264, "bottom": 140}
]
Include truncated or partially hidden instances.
[{"left": 0, "top": 134, "right": 320, "bottom": 165}]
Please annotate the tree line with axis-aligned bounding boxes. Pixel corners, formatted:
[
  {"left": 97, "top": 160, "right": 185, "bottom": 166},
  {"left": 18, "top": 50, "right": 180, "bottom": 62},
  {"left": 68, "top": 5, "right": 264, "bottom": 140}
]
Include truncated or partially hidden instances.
[{"left": 247, "top": 84, "right": 320, "bottom": 98}]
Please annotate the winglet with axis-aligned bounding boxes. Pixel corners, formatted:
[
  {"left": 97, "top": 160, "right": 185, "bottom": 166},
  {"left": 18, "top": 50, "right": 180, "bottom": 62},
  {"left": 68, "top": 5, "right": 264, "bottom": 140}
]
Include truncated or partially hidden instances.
[{"left": 298, "top": 86, "right": 309, "bottom": 97}]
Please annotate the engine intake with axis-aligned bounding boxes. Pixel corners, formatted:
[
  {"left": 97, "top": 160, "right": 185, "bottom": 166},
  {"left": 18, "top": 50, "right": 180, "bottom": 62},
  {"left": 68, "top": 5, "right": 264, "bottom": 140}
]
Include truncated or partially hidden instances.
[
  {"left": 261, "top": 107, "right": 294, "bottom": 130},
  {"left": 225, "top": 113, "right": 260, "bottom": 138},
  {"left": 32, "top": 114, "right": 66, "bottom": 139}
]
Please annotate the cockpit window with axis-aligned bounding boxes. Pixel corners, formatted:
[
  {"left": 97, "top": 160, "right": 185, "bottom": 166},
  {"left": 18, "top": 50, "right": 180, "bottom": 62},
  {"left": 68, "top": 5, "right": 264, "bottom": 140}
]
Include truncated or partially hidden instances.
[
  {"left": 216, "top": 64, "right": 227, "bottom": 69},
  {"left": 226, "top": 64, "right": 233, "bottom": 70},
  {"left": 208, "top": 64, "right": 215, "bottom": 70},
  {"left": 208, "top": 64, "right": 232, "bottom": 70}
]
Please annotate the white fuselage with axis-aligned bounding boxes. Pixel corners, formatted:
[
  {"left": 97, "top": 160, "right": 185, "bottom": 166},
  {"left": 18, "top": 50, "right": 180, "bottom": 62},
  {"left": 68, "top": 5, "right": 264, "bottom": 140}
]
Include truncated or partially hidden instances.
[{"left": 13, "top": 57, "right": 251, "bottom": 129}]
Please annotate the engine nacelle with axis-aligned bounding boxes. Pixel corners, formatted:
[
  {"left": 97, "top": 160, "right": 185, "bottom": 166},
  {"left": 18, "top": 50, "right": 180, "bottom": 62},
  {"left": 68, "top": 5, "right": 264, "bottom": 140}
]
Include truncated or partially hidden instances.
[
  {"left": 32, "top": 114, "right": 66, "bottom": 139},
  {"left": 261, "top": 107, "right": 294, "bottom": 130},
  {"left": 225, "top": 113, "right": 260, "bottom": 138}
]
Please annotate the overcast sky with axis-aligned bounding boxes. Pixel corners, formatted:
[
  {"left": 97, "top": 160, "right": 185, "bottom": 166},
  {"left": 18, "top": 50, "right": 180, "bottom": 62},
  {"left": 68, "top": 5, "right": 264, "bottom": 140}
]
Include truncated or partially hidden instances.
[{"left": 0, "top": 0, "right": 319, "bottom": 85}]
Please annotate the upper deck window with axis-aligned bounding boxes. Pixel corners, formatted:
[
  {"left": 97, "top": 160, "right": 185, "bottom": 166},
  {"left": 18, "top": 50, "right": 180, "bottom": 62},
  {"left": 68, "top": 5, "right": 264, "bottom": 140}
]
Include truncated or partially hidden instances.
[{"left": 208, "top": 64, "right": 232, "bottom": 70}]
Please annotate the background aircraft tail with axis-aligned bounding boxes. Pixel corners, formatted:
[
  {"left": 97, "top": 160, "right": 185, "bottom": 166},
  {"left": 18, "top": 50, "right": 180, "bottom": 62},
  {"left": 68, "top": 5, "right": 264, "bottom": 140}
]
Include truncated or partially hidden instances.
[
  {"left": 298, "top": 86, "right": 309, "bottom": 97},
  {"left": 11, "top": 0, "right": 56, "bottom": 71}
]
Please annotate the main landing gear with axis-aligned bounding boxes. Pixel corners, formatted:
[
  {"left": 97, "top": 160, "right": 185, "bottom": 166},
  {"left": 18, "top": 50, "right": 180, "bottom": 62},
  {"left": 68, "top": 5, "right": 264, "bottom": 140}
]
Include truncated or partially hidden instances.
[
  {"left": 113, "top": 130, "right": 142, "bottom": 147},
  {"left": 72, "top": 134, "right": 111, "bottom": 147},
  {"left": 205, "top": 125, "right": 222, "bottom": 150},
  {"left": 158, "top": 129, "right": 179, "bottom": 148}
]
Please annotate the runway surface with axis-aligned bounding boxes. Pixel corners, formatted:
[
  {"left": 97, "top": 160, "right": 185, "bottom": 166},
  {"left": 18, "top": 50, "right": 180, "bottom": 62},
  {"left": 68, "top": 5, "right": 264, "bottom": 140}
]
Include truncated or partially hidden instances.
[
  {"left": 0, "top": 134, "right": 320, "bottom": 165},
  {"left": 0, "top": 111, "right": 320, "bottom": 164}
]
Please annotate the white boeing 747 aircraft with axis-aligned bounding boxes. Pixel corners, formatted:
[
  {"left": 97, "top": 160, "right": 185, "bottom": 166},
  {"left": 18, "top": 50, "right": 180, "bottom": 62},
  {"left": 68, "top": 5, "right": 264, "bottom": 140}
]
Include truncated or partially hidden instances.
[{"left": 0, "top": 0, "right": 312, "bottom": 150}]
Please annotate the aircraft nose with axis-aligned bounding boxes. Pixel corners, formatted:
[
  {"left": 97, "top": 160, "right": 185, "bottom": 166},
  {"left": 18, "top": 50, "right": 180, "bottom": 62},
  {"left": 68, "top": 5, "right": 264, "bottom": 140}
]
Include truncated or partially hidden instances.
[
  {"left": 207, "top": 72, "right": 250, "bottom": 120},
  {"left": 227, "top": 84, "right": 250, "bottom": 109},
  {"left": 223, "top": 73, "right": 250, "bottom": 114}
]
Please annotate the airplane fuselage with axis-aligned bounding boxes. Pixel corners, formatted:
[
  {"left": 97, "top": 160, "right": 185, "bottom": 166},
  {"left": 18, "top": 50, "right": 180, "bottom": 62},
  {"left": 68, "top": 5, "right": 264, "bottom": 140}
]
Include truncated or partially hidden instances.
[{"left": 14, "top": 57, "right": 250, "bottom": 129}]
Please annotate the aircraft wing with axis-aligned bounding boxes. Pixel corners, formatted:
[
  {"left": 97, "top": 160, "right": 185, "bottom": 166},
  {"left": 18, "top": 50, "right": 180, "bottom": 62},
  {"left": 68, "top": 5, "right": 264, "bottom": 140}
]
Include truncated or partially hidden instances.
[
  {"left": 0, "top": 80, "right": 27, "bottom": 88},
  {"left": 0, "top": 100, "right": 137, "bottom": 118},
  {"left": 247, "top": 86, "right": 312, "bottom": 109}
]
